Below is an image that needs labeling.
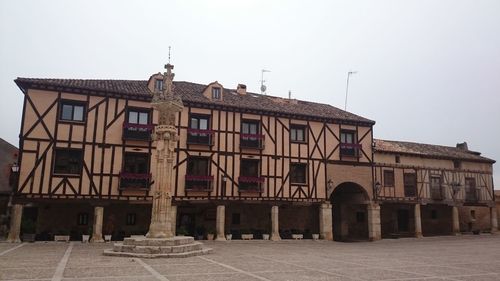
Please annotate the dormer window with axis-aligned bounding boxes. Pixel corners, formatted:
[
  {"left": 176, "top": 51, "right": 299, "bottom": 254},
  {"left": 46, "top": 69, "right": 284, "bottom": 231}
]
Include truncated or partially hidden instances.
[
  {"left": 155, "top": 79, "right": 164, "bottom": 91},
  {"left": 212, "top": 87, "right": 221, "bottom": 100}
]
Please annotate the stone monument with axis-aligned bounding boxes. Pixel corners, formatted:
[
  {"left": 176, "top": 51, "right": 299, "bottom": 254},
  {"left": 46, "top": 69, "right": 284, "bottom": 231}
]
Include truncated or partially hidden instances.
[{"left": 104, "top": 64, "right": 212, "bottom": 258}]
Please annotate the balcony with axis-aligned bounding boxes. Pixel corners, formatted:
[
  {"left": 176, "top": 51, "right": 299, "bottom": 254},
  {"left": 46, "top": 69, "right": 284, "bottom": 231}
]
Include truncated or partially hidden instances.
[
  {"left": 123, "top": 123, "right": 154, "bottom": 141},
  {"left": 340, "top": 143, "right": 361, "bottom": 157},
  {"left": 185, "top": 175, "right": 214, "bottom": 192},
  {"left": 119, "top": 172, "right": 151, "bottom": 190},
  {"left": 240, "top": 134, "right": 265, "bottom": 149},
  {"left": 238, "top": 176, "right": 265, "bottom": 192},
  {"left": 187, "top": 128, "right": 215, "bottom": 146}
]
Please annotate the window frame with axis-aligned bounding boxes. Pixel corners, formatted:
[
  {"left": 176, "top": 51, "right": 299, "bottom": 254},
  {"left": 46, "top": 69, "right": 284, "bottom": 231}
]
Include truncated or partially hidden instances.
[
  {"left": 290, "top": 124, "right": 308, "bottom": 143},
  {"left": 126, "top": 213, "right": 137, "bottom": 225},
  {"left": 383, "top": 170, "right": 395, "bottom": 187},
  {"left": 77, "top": 213, "right": 89, "bottom": 226},
  {"left": 59, "top": 99, "right": 87, "bottom": 123},
  {"left": 186, "top": 156, "right": 211, "bottom": 176},
  {"left": 122, "top": 152, "right": 150, "bottom": 175},
  {"left": 403, "top": 173, "right": 417, "bottom": 197},
  {"left": 52, "top": 148, "right": 84, "bottom": 176},
  {"left": 155, "top": 79, "right": 164, "bottom": 92},
  {"left": 290, "top": 163, "right": 308, "bottom": 185},
  {"left": 126, "top": 107, "right": 151, "bottom": 125},
  {"left": 339, "top": 129, "right": 359, "bottom": 157},
  {"left": 212, "top": 87, "right": 221, "bottom": 100}
]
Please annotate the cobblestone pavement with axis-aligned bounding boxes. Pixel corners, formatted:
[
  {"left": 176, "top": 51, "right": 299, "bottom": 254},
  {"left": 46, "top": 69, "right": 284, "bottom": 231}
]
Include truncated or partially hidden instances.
[{"left": 1, "top": 235, "right": 500, "bottom": 281}]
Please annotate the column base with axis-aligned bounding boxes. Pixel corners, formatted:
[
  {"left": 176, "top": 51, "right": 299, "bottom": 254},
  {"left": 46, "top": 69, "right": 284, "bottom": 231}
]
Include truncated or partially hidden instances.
[
  {"left": 270, "top": 234, "right": 281, "bottom": 241},
  {"left": 215, "top": 235, "right": 227, "bottom": 241},
  {"left": 90, "top": 234, "right": 105, "bottom": 243},
  {"left": 415, "top": 232, "right": 423, "bottom": 238},
  {"left": 6, "top": 237, "right": 22, "bottom": 243}
]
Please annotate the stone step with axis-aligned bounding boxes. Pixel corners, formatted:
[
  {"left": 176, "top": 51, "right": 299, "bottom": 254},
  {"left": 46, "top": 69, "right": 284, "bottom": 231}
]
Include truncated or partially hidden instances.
[
  {"left": 123, "top": 236, "right": 194, "bottom": 247},
  {"left": 113, "top": 242, "right": 203, "bottom": 254},
  {"left": 103, "top": 248, "right": 212, "bottom": 259}
]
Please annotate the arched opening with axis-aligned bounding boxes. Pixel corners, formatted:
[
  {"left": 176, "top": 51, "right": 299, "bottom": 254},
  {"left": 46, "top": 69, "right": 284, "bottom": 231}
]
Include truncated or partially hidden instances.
[{"left": 330, "top": 182, "right": 370, "bottom": 241}]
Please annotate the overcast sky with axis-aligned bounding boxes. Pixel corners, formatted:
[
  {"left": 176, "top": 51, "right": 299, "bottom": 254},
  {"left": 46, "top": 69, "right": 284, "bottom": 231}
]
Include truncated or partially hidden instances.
[{"left": 1, "top": 0, "right": 499, "bottom": 187}]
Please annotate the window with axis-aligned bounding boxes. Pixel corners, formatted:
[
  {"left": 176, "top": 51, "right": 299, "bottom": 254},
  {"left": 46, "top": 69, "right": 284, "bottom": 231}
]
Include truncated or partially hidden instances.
[
  {"left": 239, "top": 159, "right": 263, "bottom": 192},
  {"left": 185, "top": 157, "right": 212, "bottom": 191},
  {"left": 231, "top": 213, "right": 240, "bottom": 225},
  {"left": 60, "top": 101, "right": 85, "bottom": 122},
  {"left": 340, "top": 130, "right": 358, "bottom": 157},
  {"left": 127, "top": 109, "right": 149, "bottom": 125},
  {"left": 465, "top": 178, "right": 477, "bottom": 201},
  {"left": 241, "top": 120, "right": 263, "bottom": 148},
  {"left": 453, "top": 160, "right": 461, "bottom": 169},
  {"left": 77, "top": 213, "right": 89, "bottom": 226},
  {"left": 123, "top": 153, "right": 149, "bottom": 174},
  {"left": 403, "top": 173, "right": 417, "bottom": 197},
  {"left": 53, "top": 148, "right": 83, "bottom": 175},
  {"left": 290, "top": 124, "right": 307, "bottom": 142},
  {"left": 126, "top": 213, "right": 137, "bottom": 225},
  {"left": 395, "top": 155, "right": 401, "bottom": 163},
  {"left": 155, "top": 79, "right": 163, "bottom": 91},
  {"left": 240, "top": 159, "right": 259, "bottom": 177},
  {"left": 383, "top": 170, "right": 394, "bottom": 187},
  {"left": 187, "top": 114, "right": 212, "bottom": 145},
  {"left": 430, "top": 175, "right": 442, "bottom": 200},
  {"left": 290, "top": 163, "right": 307, "bottom": 184},
  {"left": 212, "top": 87, "right": 221, "bottom": 99}
]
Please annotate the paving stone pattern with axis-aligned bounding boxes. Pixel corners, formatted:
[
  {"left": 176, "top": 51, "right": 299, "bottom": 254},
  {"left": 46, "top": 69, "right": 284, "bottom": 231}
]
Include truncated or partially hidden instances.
[{"left": 1, "top": 235, "right": 500, "bottom": 281}]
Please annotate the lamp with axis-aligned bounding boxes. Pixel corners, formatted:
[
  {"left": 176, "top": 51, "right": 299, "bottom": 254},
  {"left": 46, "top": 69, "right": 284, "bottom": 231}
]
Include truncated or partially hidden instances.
[
  {"left": 375, "top": 181, "right": 381, "bottom": 192},
  {"left": 11, "top": 163, "right": 19, "bottom": 173}
]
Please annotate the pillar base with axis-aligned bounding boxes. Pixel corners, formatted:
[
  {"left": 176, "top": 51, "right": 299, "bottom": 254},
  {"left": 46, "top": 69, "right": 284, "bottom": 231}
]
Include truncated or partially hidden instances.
[
  {"left": 270, "top": 234, "right": 281, "bottom": 241},
  {"left": 415, "top": 232, "right": 423, "bottom": 238}
]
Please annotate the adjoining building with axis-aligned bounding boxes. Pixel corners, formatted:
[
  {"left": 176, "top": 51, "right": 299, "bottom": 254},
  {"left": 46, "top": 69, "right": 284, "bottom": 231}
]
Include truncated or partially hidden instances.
[
  {"left": 6, "top": 67, "right": 498, "bottom": 242},
  {"left": 0, "top": 138, "right": 19, "bottom": 239}
]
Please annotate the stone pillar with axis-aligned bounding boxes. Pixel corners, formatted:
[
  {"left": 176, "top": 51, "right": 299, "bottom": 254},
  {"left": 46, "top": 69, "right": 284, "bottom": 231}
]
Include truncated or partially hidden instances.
[
  {"left": 367, "top": 203, "right": 381, "bottom": 241},
  {"left": 414, "top": 204, "right": 423, "bottom": 238},
  {"left": 319, "top": 202, "right": 333, "bottom": 240},
  {"left": 491, "top": 206, "right": 498, "bottom": 233},
  {"left": 7, "top": 204, "right": 23, "bottom": 243},
  {"left": 452, "top": 206, "right": 460, "bottom": 235},
  {"left": 90, "top": 206, "right": 104, "bottom": 242},
  {"left": 270, "top": 205, "right": 281, "bottom": 241},
  {"left": 170, "top": 205, "right": 177, "bottom": 237},
  {"left": 215, "top": 205, "right": 226, "bottom": 241}
]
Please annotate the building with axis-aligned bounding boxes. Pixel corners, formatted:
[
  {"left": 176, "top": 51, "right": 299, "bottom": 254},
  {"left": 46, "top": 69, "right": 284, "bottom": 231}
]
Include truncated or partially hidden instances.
[
  {"left": 374, "top": 139, "right": 496, "bottom": 237},
  {"left": 0, "top": 138, "right": 18, "bottom": 238},
  {"left": 7, "top": 66, "right": 498, "bottom": 242}
]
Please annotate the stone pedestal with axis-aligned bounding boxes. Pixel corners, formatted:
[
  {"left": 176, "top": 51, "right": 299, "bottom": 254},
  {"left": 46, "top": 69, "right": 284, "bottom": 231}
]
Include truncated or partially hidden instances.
[
  {"left": 170, "top": 205, "right": 177, "bottom": 237},
  {"left": 414, "top": 204, "right": 423, "bottom": 238},
  {"left": 367, "top": 203, "right": 381, "bottom": 241},
  {"left": 104, "top": 236, "right": 212, "bottom": 258},
  {"left": 215, "top": 205, "right": 226, "bottom": 241},
  {"left": 319, "top": 202, "right": 333, "bottom": 240},
  {"left": 90, "top": 206, "right": 104, "bottom": 242},
  {"left": 452, "top": 206, "right": 460, "bottom": 235},
  {"left": 490, "top": 207, "right": 498, "bottom": 233},
  {"left": 271, "top": 205, "right": 281, "bottom": 241},
  {"left": 7, "top": 204, "right": 23, "bottom": 243}
]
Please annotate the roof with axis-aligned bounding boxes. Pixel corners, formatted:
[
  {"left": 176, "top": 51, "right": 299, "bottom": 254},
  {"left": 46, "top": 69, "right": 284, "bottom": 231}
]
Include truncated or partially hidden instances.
[
  {"left": 374, "top": 139, "right": 495, "bottom": 163},
  {"left": 14, "top": 78, "right": 375, "bottom": 125}
]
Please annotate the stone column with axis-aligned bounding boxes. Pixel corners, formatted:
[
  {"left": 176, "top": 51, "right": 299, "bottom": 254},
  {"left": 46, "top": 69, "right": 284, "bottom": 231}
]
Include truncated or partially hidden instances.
[
  {"left": 215, "top": 205, "right": 226, "bottom": 241},
  {"left": 414, "top": 204, "right": 423, "bottom": 238},
  {"left": 319, "top": 202, "right": 333, "bottom": 240},
  {"left": 367, "top": 203, "right": 381, "bottom": 241},
  {"left": 170, "top": 205, "right": 177, "bottom": 237},
  {"left": 270, "top": 205, "right": 281, "bottom": 241},
  {"left": 452, "top": 206, "right": 460, "bottom": 235},
  {"left": 490, "top": 206, "right": 498, "bottom": 233},
  {"left": 7, "top": 204, "right": 23, "bottom": 243},
  {"left": 90, "top": 206, "right": 104, "bottom": 242}
]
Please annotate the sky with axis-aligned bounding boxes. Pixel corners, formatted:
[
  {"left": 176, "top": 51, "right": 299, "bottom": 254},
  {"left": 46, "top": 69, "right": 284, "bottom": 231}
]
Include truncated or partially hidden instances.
[{"left": 1, "top": 0, "right": 499, "bottom": 187}]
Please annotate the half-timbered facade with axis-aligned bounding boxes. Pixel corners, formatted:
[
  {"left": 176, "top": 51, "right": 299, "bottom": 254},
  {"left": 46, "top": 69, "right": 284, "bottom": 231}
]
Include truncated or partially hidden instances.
[
  {"left": 6, "top": 67, "right": 497, "bottom": 243},
  {"left": 374, "top": 139, "right": 497, "bottom": 237}
]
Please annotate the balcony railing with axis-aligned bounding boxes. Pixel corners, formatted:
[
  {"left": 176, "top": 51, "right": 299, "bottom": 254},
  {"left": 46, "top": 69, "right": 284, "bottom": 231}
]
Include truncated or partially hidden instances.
[
  {"left": 240, "top": 134, "right": 265, "bottom": 149},
  {"left": 340, "top": 143, "right": 361, "bottom": 157},
  {"left": 119, "top": 172, "right": 151, "bottom": 190},
  {"left": 123, "top": 123, "right": 154, "bottom": 141},
  {"left": 187, "top": 128, "right": 215, "bottom": 146},
  {"left": 238, "top": 176, "right": 265, "bottom": 192},
  {"left": 185, "top": 175, "right": 214, "bottom": 191}
]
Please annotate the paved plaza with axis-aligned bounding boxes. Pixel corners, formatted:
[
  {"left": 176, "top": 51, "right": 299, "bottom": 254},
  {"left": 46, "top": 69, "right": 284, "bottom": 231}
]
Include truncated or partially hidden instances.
[{"left": 1, "top": 235, "right": 500, "bottom": 281}]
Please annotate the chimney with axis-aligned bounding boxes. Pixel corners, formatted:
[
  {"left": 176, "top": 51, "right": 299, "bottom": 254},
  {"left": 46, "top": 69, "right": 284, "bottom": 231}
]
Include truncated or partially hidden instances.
[
  {"left": 456, "top": 142, "right": 468, "bottom": 150},
  {"left": 237, "top": 84, "right": 247, "bottom": 95}
]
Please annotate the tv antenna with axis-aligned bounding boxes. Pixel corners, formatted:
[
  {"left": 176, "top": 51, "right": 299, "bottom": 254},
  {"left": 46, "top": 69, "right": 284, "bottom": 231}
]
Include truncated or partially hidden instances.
[
  {"left": 168, "top": 46, "right": 171, "bottom": 64},
  {"left": 344, "top": 70, "right": 357, "bottom": 111},
  {"left": 260, "top": 69, "right": 270, "bottom": 95}
]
